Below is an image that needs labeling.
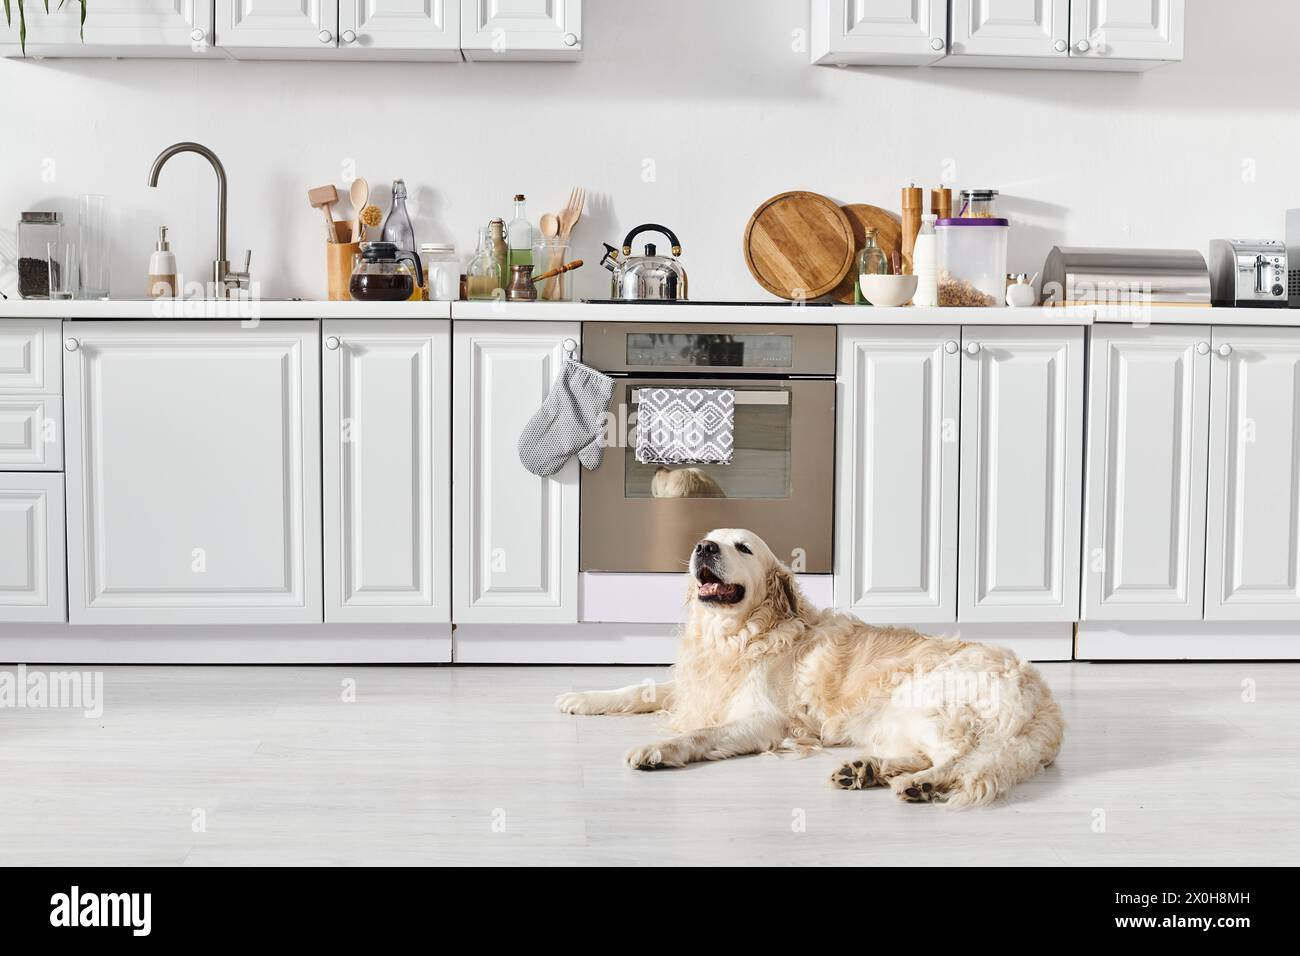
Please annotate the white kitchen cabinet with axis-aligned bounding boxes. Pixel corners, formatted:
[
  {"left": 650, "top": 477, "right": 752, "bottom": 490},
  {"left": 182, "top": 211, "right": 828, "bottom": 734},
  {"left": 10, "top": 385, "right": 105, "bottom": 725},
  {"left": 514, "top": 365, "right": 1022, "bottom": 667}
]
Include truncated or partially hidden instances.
[
  {"left": 323, "top": 320, "right": 450, "bottom": 623},
  {"left": 215, "top": 0, "right": 339, "bottom": 57},
  {"left": 63, "top": 322, "right": 322, "bottom": 624},
  {"left": 958, "top": 327, "right": 1083, "bottom": 623},
  {"left": 0, "top": 321, "right": 61, "bottom": 394},
  {"left": 1070, "top": 0, "right": 1183, "bottom": 65},
  {"left": 941, "top": 0, "right": 1071, "bottom": 65},
  {"left": 836, "top": 327, "right": 960, "bottom": 622},
  {"left": 0, "top": 0, "right": 218, "bottom": 58},
  {"left": 336, "top": 0, "right": 461, "bottom": 59},
  {"left": 1204, "top": 327, "right": 1300, "bottom": 621},
  {"left": 453, "top": 321, "right": 578, "bottom": 624},
  {"left": 811, "top": 0, "right": 948, "bottom": 66},
  {"left": 0, "top": 395, "right": 63, "bottom": 471},
  {"left": 1082, "top": 325, "right": 1210, "bottom": 621},
  {"left": 460, "top": 0, "right": 581, "bottom": 60},
  {"left": 0, "top": 473, "right": 66, "bottom": 623}
]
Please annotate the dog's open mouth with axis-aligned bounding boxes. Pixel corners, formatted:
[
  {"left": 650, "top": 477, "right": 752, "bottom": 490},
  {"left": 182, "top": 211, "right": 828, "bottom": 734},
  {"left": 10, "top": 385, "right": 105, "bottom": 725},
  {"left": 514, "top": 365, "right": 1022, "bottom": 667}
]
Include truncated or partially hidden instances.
[{"left": 696, "top": 566, "right": 745, "bottom": 605}]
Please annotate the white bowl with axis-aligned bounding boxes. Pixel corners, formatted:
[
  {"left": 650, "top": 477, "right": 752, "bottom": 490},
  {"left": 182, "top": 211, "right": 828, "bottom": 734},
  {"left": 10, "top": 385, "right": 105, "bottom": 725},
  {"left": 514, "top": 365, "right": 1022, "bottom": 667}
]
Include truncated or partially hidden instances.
[{"left": 859, "top": 274, "right": 919, "bottom": 307}]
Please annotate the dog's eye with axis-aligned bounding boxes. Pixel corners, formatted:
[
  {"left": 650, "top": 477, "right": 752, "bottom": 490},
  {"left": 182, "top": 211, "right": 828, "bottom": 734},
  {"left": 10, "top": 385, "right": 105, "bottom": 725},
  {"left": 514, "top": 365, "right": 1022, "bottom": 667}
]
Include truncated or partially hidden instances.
[{"left": 735, "top": 543, "right": 752, "bottom": 555}]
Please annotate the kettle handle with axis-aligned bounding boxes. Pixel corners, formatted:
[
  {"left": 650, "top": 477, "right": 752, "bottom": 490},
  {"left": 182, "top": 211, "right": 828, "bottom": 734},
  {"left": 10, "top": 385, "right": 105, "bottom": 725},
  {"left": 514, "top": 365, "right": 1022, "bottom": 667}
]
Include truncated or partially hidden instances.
[
  {"left": 622, "top": 223, "right": 682, "bottom": 257},
  {"left": 397, "top": 249, "right": 424, "bottom": 290}
]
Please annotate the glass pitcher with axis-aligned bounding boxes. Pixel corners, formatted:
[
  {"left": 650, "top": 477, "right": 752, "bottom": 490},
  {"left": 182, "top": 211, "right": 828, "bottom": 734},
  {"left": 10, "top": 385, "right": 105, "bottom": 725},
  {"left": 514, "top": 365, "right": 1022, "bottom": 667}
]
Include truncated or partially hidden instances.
[{"left": 348, "top": 241, "right": 424, "bottom": 302}]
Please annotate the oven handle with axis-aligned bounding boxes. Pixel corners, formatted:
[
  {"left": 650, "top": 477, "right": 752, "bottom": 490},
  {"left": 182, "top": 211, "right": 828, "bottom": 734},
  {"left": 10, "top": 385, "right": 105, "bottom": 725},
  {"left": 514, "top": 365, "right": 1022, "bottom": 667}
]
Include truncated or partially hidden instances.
[{"left": 630, "top": 388, "right": 789, "bottom": 406}]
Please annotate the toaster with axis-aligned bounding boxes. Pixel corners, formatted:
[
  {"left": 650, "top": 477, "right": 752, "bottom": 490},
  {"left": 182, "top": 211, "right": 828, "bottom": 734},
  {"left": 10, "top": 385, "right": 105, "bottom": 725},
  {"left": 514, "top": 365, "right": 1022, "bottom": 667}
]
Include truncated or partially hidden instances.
[{"left": 1209, "top": 239, "right": 1289, "bottom": 307}]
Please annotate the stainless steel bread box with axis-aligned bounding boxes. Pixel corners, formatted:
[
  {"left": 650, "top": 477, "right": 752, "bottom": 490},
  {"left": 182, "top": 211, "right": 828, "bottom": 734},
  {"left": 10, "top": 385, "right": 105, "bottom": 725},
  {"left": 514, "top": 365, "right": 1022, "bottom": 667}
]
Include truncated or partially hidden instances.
[{"left": 1042, "top": 247, "right": 1211, "bottom": 306}]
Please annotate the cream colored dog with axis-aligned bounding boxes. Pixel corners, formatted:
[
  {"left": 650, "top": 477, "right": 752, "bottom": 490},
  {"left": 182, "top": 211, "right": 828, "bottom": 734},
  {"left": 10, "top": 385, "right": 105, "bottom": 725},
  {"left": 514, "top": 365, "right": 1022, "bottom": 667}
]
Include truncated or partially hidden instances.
[{"left": 556, "top": 528, "right": 1064, "bottom": 808}]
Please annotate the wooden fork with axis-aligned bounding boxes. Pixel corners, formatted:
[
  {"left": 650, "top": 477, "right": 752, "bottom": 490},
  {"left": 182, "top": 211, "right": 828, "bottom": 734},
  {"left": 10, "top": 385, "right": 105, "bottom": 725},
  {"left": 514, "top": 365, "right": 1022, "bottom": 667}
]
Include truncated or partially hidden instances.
[{"left": 545, "top": 187, "right": 586, "bottom": 299}]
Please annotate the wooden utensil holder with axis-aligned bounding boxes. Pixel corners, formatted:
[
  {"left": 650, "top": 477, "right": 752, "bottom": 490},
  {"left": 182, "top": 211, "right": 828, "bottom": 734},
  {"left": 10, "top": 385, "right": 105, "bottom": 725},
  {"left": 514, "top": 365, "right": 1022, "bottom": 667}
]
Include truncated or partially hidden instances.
[{"left": 327, "top": 219, "right": 360, "bottom": 301}]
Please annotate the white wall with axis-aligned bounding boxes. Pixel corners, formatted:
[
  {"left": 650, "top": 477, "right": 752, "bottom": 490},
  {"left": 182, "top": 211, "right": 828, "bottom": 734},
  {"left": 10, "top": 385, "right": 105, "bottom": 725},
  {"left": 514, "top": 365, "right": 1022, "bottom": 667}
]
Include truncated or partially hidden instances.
[{"left": 1, "top": 0, "right": 1297, "bottom": 302}]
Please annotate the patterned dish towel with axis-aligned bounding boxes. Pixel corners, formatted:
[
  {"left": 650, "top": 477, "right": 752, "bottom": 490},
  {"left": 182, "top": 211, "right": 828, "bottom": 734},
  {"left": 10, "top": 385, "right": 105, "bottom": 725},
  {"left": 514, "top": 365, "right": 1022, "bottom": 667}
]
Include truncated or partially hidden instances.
[{"left": 635, "top": 387, "right": 735, "bottom": 465}]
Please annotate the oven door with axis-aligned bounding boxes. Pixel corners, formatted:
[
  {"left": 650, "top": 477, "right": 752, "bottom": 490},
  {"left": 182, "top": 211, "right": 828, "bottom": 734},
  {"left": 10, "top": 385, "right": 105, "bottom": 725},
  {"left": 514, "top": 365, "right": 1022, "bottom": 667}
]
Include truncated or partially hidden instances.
[{"left": 580, "top": 377, "right": 834, "bottom": 573}]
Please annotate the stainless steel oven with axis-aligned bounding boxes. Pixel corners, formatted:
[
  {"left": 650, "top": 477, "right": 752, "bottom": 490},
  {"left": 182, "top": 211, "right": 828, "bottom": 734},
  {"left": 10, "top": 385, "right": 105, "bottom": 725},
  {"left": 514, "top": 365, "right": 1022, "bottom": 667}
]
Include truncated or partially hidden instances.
[{"left": 580, "top": 323, "right": 836, "bottom": 573}]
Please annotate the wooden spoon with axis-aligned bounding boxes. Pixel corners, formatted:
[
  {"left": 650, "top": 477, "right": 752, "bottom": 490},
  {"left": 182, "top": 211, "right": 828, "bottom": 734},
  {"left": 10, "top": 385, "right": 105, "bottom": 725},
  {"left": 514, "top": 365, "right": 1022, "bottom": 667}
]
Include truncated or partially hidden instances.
[
  {"left": 349, "top": 177, "right": 370, "bottom": 243},
  {"left": 539, "top": 212, "right": 559, "bottom": 238}
]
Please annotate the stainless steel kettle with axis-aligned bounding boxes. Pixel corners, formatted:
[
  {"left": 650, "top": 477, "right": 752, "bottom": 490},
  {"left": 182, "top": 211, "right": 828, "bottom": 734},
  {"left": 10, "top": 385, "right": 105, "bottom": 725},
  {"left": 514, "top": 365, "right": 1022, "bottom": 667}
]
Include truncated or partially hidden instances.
[{"left": 600, "top": 223, "right": 688, "bottom": 301}]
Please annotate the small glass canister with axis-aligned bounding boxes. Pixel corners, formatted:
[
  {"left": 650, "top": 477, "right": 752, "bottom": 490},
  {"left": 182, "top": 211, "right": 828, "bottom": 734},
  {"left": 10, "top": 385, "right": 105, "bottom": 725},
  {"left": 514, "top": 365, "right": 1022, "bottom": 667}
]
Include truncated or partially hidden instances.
[
  {"left": 533, "top": 237, "right": 573, "bottom": 301},
  {"left": 420, "top": 242, "right": 460, "bottom": 302},
  {"left": 17, "top": 211, "right": 63, "bottom": 299}
]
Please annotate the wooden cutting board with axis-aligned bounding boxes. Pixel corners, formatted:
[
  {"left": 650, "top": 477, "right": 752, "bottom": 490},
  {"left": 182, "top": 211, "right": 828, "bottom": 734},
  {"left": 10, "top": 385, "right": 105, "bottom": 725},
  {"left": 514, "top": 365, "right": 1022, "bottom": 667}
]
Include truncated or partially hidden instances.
[
  {"left": 831, "top": 204, "right": 903, "bottom": 304},
  {"left": 744, "top": 191, "right": 855, "bottom": 300}
]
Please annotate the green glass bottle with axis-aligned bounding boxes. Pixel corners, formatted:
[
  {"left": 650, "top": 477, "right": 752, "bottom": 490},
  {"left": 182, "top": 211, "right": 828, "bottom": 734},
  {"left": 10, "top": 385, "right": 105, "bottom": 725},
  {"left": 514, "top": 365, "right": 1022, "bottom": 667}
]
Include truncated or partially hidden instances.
[{"left": 854, "top": 228, "right": 890, "bottom": 305}]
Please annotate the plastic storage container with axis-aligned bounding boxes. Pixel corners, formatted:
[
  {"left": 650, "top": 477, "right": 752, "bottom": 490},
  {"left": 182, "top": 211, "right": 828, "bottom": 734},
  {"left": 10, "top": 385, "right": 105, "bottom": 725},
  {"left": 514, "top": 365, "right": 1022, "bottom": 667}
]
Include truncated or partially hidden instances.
[{"left": 936, "top": 218, "right": 1009, "bottom": 307}]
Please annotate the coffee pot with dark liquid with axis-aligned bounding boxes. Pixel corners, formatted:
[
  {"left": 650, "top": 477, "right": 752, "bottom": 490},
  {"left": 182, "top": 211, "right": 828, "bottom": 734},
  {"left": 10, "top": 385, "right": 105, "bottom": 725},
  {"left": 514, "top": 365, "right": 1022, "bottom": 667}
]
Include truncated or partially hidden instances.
[{"left": 349, "top": 241, "right": 424, "bottom": 301}]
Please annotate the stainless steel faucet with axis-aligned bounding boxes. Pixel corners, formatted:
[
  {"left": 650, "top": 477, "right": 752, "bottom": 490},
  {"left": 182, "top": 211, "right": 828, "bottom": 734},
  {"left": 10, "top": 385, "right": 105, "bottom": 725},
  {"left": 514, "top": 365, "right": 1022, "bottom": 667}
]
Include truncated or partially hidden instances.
[{"left": 147, "top": 142, "right": 251, "bottom": 298}]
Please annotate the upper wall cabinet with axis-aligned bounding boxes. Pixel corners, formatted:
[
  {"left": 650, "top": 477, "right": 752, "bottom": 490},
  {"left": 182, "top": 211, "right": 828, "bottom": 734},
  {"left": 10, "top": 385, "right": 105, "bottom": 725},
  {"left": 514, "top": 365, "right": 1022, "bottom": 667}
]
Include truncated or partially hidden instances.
[
  {"left": 461, "top": 0, "right": 581, "bottom": 61},
  {"left": 214, "top": 0, "right": 462, "bottom": 60},
  {"left": 0, "top": 0, "right": 220, "bottom": 58},
  {"left": 811, "top": 0, "right": 948, "bottom": 66},
  {"left": 3, "top": 0, "right": 579, "bottom": 59},
  {"left": 812, "top": 0, "right": 1184, "bottom": 71}
]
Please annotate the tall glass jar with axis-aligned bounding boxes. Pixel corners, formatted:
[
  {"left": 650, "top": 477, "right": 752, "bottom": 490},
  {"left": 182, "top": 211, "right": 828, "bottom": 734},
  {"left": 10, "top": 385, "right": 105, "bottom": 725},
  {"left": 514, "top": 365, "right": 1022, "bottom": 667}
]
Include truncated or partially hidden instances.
[
  {"left": 466, "top": 227, "right": 503, "bottom": 300},
  {"left": 533, "top": 237, "right": 572, "bottom": 301},
  {"left": 854, "top": 228, "right": 890, "bottom": 305},
  {"left": 17, "top": 211, "right": 63, "bottom": 299}
]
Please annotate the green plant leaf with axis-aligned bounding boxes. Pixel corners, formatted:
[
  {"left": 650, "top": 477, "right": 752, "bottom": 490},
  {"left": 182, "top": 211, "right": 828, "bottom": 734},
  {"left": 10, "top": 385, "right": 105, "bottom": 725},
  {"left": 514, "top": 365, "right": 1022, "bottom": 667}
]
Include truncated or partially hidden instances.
[
  {"left": 79, "top": 0, "right": 84, "bottom": 42},
  {"left": 4, "top": 0, "right": 11, "bottom": 28}
]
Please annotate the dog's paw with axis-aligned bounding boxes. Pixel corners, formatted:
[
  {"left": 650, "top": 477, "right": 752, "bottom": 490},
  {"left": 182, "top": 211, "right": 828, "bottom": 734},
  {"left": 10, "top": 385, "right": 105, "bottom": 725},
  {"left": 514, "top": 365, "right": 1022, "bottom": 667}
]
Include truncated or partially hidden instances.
[
  {"left": 555, "top": 692, "right": 606, "bottom": 715},
  {"left": 625, "top": 741, "right": 687, "bottom": 770},
  {"left": 830, "top": 757, "right": 882, "bottom": 790},
  {"left": 891, "top": 773, "right": 944, "bottom": 804}
]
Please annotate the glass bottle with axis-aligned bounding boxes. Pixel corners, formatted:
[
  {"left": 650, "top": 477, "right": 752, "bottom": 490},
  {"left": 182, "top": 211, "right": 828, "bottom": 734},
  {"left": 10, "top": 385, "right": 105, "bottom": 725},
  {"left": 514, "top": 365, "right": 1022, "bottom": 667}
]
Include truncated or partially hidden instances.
[
  {"left": 466, "top": 227, "right": 503, "bottom": 300},
  {"left": 488, "top": 218, "right": 509, "bottom": 292},
  {"left": 854, "top": 228, "right": 890, "bottom": 305},
  {"left": 507, "top": 194, "right": 533, "bottom": 270},
  {"left": 381, "top": 179, "right": 417, "bottom": 254},
  {"left": 912, "top": 215, "right": 939, "bottom": 307}
]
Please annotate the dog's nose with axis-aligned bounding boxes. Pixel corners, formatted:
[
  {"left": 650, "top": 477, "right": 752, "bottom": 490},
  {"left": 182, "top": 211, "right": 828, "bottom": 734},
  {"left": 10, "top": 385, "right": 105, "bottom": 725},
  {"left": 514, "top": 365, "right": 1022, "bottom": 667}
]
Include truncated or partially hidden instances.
[{"left": 695, "top": 540, "right": 719, "bottom": 556}]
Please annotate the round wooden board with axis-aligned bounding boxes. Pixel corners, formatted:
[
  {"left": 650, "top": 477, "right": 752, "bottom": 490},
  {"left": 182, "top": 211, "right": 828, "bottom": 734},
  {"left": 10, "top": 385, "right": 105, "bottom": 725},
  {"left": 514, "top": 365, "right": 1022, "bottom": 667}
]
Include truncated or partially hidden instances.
[
  {"left": 831, "top": 204, "right": 904, "bottom": 304},
  {"left": 743, "top": 191, "right": 855, "bottom": 300}
]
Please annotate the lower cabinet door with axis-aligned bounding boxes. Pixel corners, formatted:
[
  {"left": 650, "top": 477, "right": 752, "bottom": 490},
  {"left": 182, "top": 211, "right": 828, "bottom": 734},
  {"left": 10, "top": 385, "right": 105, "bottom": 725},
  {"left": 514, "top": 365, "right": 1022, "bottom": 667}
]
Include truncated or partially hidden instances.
[
  {"left": 453, "top": 321, "right": 579, "bottom": 624},
  {"left": 323, "top": 320, "right": 450, "bottom": 623},
  {"left": 0, "top": 395, "right": 63, "bottom": 470},
  {"left": 1082, "top": 325, "right": 1210, "bottom": 620},
  {"left": 1205, "top": 327, "right": 1300, "bottom": 620},
  {"left": 958, "top": 327, "right": 1083, "bottom": 622},
  {"left": 63, "top": 322, "right": 322, "bottom": 624},
  {"left": 0, "top": 473, "right": 66, "bottom": 623},
  {"left": 836, "top": 327, "right": 960, "bottom": 622}
]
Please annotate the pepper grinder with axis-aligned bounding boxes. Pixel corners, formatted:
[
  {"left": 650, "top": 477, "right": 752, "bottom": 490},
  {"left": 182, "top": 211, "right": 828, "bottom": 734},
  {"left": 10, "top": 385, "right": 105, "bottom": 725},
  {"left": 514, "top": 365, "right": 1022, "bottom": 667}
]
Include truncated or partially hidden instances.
[{"left": 901, "top": 184, "right": 924, "bottom": 274}]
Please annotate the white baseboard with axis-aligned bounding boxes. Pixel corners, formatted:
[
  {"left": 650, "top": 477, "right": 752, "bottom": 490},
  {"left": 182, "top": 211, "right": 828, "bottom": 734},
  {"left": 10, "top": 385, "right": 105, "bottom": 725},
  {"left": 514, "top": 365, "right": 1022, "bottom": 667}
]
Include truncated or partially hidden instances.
[
  {"left": 455, "top": 623, "right": 679, "bottom": 663},
  {"left": 1077, "top": 621, "right": 1300, "bottom": 660},
  {"left": 454, "top": 620, "right": 1073, "bottom": 664},
  {"left": 0, "top": 623, "right": 452, "bottom": 664}
]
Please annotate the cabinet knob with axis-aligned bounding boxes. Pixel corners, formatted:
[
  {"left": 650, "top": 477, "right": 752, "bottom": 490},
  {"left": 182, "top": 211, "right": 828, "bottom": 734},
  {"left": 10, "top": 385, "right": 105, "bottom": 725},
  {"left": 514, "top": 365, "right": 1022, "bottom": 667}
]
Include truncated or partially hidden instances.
[
  {"left": 1075, "top": 39, "right": 1091, "bottom": 53},
  {"left": 325, "top": 336, "right": 341, "bottom": 351},
  {"left": 318, "top": 29, "right": 334, "bottom": 44},
  {"left": 190, "top": 28, "right": 206, "bottom": 43},
  {"left": 1054, "top": 39, "right": 1068, "bottom": 53},
  {"left": 944, "top": 340, "right": 959, "bottom": 354},
  {"left": 1218, "top": 343, "right": 1233, "bottom": 357},
  {"left": 930, "top": 37, "right": 945, "bottom": 51},
  {"left": 562, "top": 33, "right": 578, "bottom": 47},
  {"left": 1196, "top": 342, "right": 1210, "bottom": 355},
  {"left": 341, "top": 30, "right": 357, "bottom": 44},
  {"left": 965, "top": 341, "right": 981, "bottom": 355},
  {"left": 64, "top": 337, "right": 80, "bottom": 352}
]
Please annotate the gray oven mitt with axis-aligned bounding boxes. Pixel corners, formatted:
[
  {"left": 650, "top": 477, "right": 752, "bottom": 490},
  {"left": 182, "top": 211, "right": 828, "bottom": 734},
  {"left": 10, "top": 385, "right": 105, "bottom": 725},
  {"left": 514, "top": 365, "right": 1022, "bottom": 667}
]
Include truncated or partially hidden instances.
[{"left": 518, "top": 359, "right": 616, "bottom": 477}]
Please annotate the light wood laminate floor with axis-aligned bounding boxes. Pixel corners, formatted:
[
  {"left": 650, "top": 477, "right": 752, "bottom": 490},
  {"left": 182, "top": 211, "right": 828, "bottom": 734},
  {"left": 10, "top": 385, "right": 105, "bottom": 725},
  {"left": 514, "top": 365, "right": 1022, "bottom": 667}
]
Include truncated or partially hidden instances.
[{"left": 1, "top": 663, "right": 1296, "bottom": 866}]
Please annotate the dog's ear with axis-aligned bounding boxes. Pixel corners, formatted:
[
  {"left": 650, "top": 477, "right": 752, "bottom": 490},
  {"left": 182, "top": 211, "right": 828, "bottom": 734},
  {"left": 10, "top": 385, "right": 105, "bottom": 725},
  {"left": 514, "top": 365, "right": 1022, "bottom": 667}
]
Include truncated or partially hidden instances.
[{"left": 764, "top": 562, "right": 810, "bottom": 622}]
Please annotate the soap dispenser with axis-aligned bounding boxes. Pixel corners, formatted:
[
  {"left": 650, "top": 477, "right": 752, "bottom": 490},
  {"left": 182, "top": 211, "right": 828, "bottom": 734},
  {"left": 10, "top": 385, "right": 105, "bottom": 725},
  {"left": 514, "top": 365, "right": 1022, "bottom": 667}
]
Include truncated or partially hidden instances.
[{"left": 148, "top": 226, "right": 177, "bottom": 298}]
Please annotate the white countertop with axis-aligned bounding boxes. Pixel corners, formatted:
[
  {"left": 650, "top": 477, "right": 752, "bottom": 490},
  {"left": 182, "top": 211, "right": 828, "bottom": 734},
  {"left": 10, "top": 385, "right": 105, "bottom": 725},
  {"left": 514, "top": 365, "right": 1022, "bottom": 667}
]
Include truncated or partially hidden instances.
[{"left": 3, "top": 298, "right": 1298, "bottom": 327}]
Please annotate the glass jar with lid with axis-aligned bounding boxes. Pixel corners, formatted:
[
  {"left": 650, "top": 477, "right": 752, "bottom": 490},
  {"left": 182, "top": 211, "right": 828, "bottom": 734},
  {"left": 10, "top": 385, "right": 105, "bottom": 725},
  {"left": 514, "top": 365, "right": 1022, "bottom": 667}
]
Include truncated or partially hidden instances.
[
  {"left": 17, "top": 211, "right": 64, "bottom": 299},
  {"left": 957, "top": 189, "right": 1000, "bottom": 219},
  {"left": 420, "top": 242, "right": 460, "bottom": 302}
]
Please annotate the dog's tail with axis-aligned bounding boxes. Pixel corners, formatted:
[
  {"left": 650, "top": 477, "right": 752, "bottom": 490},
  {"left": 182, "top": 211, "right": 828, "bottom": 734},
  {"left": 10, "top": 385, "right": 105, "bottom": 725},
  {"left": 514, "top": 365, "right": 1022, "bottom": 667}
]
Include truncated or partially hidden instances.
[{"left": 938, "top": 701, "right": 1065, "bottom": 809}]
